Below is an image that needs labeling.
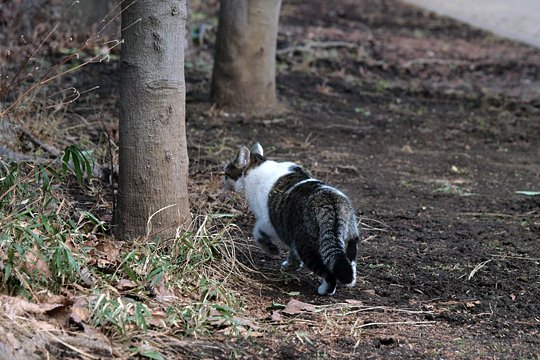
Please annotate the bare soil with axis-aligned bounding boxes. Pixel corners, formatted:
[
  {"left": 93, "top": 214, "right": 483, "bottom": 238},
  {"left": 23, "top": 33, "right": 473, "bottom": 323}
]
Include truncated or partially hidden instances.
[
  {"left": 184, "top": 0, "right": 540, "bottom": 358},
  {"left": 3, "top": 0, "right": 539, "bottom": 358}
]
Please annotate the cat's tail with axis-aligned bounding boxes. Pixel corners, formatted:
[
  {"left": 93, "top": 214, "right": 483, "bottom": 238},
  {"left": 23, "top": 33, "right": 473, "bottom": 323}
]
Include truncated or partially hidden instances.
[
  {"left": 320, "top": 229, "right": 354, "bottom": 284},
  {"left": 331, "top": 252, "right": 354, "bottom": 284}
]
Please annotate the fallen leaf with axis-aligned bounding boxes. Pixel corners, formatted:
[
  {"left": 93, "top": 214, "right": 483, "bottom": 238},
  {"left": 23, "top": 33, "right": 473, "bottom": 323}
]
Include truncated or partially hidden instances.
[
  {"left": 401, "top": 144, "right": 413, "bottom": 153},
  {"left": 35, "top": 294, "right": 71, "bottom": 306},
  {"left": 234, "top": 317, "right": 258, "bottom": 330},
  {"left": 283, "top": 299, "right": 316, "bottom": 315},
  {"left": 95, "top": 241, "right": 120, "bottom": 262},
  {"left": 345, "top": 299, "right": 363, "bottom": 305},
  {"left": 116, "top": 279, "right": 136, "bottom": 291},
  {"left": 362, "top": 289, "right": 377, "bottom": 297},
  {"left": 152, "top": 277, "right": 177, "bottom": 302},
  {"left": 5, "top": 332, "right": 21, "bottom": 350},
  {"left": 1, "top": 295, "right": 64, "bottom": 316},
  {"left": 148, "top": 311, "right": 168, "bottom": 328},
  {"left": 33, "top": 320, "right": 59, "bottom": 331},
  {"left": 315, "top": 84, "right": 336, "bottom": 96},
  {"left": 510, "top": 293, "right": 516, "bottom": 301},
  {"left": 271, "top": 311, "right": 283, "bottom": 322},
  {"left": 24, "top": 245, "right": 51, "bottom": 278},
  {"left": 70, "top": 297, "right": 90, "bottom": 324},
  {"left": 465, "top": 300, "right": 480, "bottom": 308}
]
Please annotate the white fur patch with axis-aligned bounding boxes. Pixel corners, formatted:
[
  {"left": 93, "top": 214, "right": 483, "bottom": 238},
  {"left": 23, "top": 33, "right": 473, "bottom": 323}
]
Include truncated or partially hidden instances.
[
  {"left": 320, "top": 184, "right": 347, "bottom": 198},
  {"left": 284, "top": 178, "right": 320, "bottom": 195},
  {"left": 346, "top": 261, "right": 357, "bottom": 288},
  {"left": 318, "top": 279, "right": 336, "bottom": 296},
  {"left": 237, "top": 161, "right": 296, "bottom": 237}
]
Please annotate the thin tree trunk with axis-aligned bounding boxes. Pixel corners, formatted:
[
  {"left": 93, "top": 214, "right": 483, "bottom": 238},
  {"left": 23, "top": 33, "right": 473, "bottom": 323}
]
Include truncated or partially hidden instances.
[
  {"left": 211, "top": 0, "right": 282, "bottom": 111},
  {"left": 116, "top": 0, "right": 190, "bottom": 239}
]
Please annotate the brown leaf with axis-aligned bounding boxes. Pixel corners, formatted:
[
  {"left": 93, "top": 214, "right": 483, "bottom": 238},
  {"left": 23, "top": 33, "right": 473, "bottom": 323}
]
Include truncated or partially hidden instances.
[
  {"left": 33, "top": 320, "right": 58, "bottom": 331},
  {"left": 234, "top": 317, "right": 258, "bottom": 330},
  {"left": 362, "top": 289, "right": 378, "bottom": 297},
  {"left": 70, "top": 297, "right": 91, "bottom": 324},
  {"left": 24, "top": 245, "right": 51, "bottom": 278},
  {"left": 116, "top": 279, "right": 136, "bottom": 291},
  {"left": 95, "top": 241, "right": 120, "bottom": 262},
  {"left": 345, "top": 299, "right": 363, "bottom": 305},
  {"left": 315, "top": 84, "right": 336, "bottom": 96},
  {"left": 5, "top": 332, "right": 21, "bottom": 350},
  {"left": 35, "top": 294, "right": 71, "bottom": 306},
  {"left": 465, "top": 301, "right": 480, "bottom": 308},
  {"left": 1, "top": 295, "right": 64, "bottom": 316},
  {"left": 148, "top": 311, "right": 168, "bottom": 328},
  {"left": 152, "top": 277, "right": 177, "bottom": 302},
  {"left": 282, "top": 299, "right": 316, "bottom": 315},
  {"left": 271, "top": 311, "right": 283, "bottom": 322}
]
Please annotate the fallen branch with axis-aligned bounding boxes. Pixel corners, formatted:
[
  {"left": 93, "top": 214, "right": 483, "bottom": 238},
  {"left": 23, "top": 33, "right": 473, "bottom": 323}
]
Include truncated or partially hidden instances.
[
  {"left": 19, "top": 127, "right": 61, "bottom": 157},
  {"left": 459, "top": 212, "right": 516, "bottom": 218},
  {"left": 355, "top": 320, "right": 436, "bottom": 329},
  {"left": 277, "top": 40, "right": 358, "bottom": 55},
  {"left": 0, "top": 145, "right": 49, "bottom": 163},
  {"left": 0, "top": 144, "right": 112, "bottom": 180},
  {"left": 402, "top": 58, "right": 468, "bottom": 68}
]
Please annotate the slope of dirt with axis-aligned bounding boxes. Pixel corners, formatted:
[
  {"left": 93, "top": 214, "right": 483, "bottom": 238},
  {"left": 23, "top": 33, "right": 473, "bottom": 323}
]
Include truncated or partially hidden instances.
[{"left": 184, "top": 0, "right": 540, "bottom": 358}]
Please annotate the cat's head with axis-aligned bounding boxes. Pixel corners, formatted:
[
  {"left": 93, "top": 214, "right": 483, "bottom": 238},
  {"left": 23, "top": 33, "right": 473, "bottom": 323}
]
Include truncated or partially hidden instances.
[{"left": 223, "top": 143, "right": 265, "bottom": 192}]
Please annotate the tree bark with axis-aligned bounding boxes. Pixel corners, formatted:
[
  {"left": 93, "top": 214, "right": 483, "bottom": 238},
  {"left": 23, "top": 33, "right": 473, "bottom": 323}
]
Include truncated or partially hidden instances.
[
  {"left": 116, "top": 0, "right": 190, "bottom": 239},
  {"left": 211, "top": 0, "right": 282, "bottom": 111}
]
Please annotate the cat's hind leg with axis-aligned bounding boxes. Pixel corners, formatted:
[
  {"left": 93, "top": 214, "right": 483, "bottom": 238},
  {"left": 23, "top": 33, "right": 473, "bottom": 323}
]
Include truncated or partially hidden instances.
[{"left": 254, "top": 221, "right": 280, "bottom": 256}]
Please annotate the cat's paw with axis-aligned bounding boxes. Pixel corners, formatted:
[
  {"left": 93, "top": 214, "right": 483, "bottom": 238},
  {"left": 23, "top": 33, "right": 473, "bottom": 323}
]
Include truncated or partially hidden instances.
[
  {"left": 281, "top": 258, "right": 304, "bottom": 271},
  {"left": 317, "top": 279, "right": 336, "bottom": 296}
]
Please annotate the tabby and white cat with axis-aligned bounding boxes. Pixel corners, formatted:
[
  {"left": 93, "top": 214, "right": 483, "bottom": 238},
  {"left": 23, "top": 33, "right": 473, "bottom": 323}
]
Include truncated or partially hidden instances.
[{"left": 224, "top": 143, "right": 360, "bottom": 295}]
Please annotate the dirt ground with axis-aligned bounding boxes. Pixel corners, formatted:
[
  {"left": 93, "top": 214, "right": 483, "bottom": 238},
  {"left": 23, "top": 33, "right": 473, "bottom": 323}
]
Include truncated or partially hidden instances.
[
  {"left": 3, "top": 0, "right": 539, "bottom": 358},
  {"left": 183, "top": 0, "right": 540, "bottom": 358}
]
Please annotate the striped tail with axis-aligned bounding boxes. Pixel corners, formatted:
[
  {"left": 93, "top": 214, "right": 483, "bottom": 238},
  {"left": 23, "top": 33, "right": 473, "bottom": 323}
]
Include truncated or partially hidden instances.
[
  {"left": 332, "top": 253, "right": 354, "bottom": 284},
  {"left": 319, "top": 221, "right": 354, "bottom": 284}
]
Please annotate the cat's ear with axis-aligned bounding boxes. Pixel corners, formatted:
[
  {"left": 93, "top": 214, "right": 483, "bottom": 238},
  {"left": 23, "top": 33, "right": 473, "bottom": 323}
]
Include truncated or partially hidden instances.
[
  {"left": 234, "top": 146, "right": 250, "bottom": 168},
  {"left": 251, "top": 142, "right": 264, "bottom": 156}
]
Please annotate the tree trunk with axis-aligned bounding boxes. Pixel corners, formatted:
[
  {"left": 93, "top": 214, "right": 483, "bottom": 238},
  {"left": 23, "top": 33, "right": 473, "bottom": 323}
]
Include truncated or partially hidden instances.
[
  {"left": 211, "top": 0, "right": 282, "bottom": 111},
  {"left": 116, "top": 0, "right": 190, "bottom": 239}
]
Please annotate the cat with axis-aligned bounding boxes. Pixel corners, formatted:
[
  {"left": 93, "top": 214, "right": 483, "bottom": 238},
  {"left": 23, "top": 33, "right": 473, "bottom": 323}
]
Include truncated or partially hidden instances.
[{"left": 224, "top": 143, "right": 360, "bottom": 295}]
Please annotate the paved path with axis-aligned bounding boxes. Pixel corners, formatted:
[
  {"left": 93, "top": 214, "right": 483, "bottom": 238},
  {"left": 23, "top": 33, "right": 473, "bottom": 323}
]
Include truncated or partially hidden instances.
[{"left": 402, "top": 0, "right": 540, "bottom": 48}]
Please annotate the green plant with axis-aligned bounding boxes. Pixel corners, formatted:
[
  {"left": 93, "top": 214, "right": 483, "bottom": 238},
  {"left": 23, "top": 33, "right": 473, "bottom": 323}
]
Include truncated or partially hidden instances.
[
  {"left": 62, "top": 144, "right": 94, "bottom": 184},
  {"left": 0, "top": 159, "right": 95, "bottom": 295},
  {"left": 1, "top": 158, "right": 248, "bottom": 337}
]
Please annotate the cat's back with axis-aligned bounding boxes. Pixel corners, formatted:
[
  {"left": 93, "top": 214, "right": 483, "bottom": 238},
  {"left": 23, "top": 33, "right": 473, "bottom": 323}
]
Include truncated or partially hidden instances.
[
  {"left": 246, "top": 160, "right": 296, "bottom": 191},
  {"left": 268, "top": 166, "right": 355, "bottom": 231}
]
